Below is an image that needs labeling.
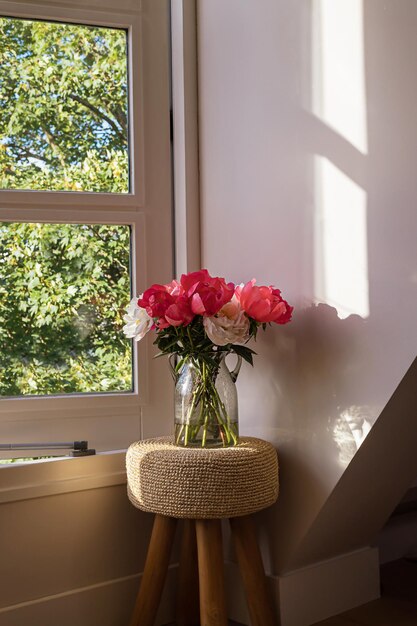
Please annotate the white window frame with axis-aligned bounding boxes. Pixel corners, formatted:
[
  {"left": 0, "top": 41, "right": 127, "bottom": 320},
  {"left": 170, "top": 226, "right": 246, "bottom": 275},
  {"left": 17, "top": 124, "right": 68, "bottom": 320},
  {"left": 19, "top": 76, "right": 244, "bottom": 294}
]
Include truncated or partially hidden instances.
[{"left": 0, "top": 0, "right": 174, "bottom": 454}]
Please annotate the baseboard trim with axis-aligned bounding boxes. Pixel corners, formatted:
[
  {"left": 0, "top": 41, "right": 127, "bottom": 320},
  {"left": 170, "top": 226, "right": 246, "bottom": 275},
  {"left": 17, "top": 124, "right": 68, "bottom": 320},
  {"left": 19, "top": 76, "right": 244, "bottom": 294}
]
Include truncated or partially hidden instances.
[
  {"left": 226, "top": 547, "right": 380, "bottom": 626},
  {"left": 0, "top": 547, "right": 380, "bottom": 626},
  {"left": 0, "top": 565, "right": 178, "bottom": 626}
]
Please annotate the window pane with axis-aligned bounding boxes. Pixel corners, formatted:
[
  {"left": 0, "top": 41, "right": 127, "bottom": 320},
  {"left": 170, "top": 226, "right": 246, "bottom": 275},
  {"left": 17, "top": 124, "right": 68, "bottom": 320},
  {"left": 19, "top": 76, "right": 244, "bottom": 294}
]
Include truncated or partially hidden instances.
[
  {"left": 0, "top": 18, "right": 129, "bottom": 193},
  {"left": 0, "top": 223, "right": 132, "bottom": 396}
]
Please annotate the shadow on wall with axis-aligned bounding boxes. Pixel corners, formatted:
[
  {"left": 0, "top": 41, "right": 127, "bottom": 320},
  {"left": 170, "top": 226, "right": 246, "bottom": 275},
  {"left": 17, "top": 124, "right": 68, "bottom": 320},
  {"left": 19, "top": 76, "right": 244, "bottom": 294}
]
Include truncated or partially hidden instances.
[
  {"left": 242, "top": 307, "right": 416, "bottom": 574},
  {"left": 238, "top": 303, "right": 377, "bottom": 571},
  {"left": 285, "top": 355, "right": 417, "bottom": 570}
]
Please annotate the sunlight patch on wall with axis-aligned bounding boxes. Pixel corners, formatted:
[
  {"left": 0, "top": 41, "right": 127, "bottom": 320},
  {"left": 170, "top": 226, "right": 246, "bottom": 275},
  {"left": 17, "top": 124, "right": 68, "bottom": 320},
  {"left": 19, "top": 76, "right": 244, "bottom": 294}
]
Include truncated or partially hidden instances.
[
  {"left": 314, "top": 157, "right": 369, "bottom": 319},
  {"left": 333, "top": 405, "right": 375, "bottom": 467},
  {"left": 313, "top": 0, "right": 368, "bottom": 154}
]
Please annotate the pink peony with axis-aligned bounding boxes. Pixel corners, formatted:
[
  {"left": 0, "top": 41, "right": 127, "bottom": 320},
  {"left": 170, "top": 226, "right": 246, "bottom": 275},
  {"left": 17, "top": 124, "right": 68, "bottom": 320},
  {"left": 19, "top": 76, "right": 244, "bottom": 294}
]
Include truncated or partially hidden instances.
[
  {"left": 180, "top": 269, "right": 211, "bottom": 293},
  {"left": 180, "top": 269, "right": 234, "bottom": 316},
  {"left": 165, "top": 279, "right": 184, "bottom": 298},
  {"left": 138, "top": 284, "right": 174, "bottom": 324},
  {"left": 164, "top": 295, "right": 194, "bottom": 327},
  {"left": 203, "top": 296, "right": 250, "bottom": 346},
  {"left": 236, "top": 280, "right": 293, "bottom": 324},
  {"left": 138, "top": 282, "right": 195, "bottom": 328},
  {"left": 138, "top": 285, "right": 173, "bottom": 329}
]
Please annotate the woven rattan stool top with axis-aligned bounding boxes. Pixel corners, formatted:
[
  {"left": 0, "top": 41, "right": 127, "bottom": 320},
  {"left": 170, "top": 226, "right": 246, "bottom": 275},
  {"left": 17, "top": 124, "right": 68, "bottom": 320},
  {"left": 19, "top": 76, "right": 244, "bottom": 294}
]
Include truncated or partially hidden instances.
[{"left": 126, "top": 436, "right": 279, "bottom": 519}]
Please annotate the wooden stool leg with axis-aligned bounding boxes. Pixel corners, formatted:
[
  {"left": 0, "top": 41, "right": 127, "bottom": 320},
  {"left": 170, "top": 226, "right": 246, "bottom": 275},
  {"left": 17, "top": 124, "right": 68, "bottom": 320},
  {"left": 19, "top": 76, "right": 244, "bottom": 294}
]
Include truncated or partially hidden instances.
[
  {"left": 177, "top": 519, "right": 200, "bottom": 625},
  {"left": 196, "top": 519, "right": 228, "bottom": 626},
  {"left": 129, "top": 514, "right": 177, "bottom": 626},
  {"left": 230, "top": 515, "right": 278, "bottom": 626}
]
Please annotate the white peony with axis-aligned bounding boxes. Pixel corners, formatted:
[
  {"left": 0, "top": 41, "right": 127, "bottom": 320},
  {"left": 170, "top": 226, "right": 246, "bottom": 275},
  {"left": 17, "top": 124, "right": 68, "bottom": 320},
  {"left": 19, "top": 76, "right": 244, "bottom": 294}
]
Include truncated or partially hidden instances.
[
  {"left": 203, "top": 300, "right": 250, "bottom": 346},
  {"left": 123, "top": 297, "right": 153, "bottom": 342}
]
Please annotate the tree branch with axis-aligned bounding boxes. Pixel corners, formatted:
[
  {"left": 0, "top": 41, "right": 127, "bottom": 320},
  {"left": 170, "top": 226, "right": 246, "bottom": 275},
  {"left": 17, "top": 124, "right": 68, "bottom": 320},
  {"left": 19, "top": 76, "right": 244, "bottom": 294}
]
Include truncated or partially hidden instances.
[
  {"left": 113, "top": 105, "right": 128, "bottom": 134},
  {"left": 69, "top": 95, "right": 126, "bottom": 144},
  {"left": 21, "top": 150, "right": 51, "bottom": 164},
  {"left": 41, "top": 126, "right": 67, "bottom": 170},
  {"left": 6, "top": 143, "right": 52, "bottom": 165}
]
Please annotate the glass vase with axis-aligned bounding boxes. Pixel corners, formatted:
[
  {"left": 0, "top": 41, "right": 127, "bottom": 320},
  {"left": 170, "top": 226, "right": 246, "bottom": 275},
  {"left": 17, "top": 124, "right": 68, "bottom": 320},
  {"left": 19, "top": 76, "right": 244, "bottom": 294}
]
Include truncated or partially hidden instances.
[{"left": 171, "top": 353, "right": 242, "bottom": 448}]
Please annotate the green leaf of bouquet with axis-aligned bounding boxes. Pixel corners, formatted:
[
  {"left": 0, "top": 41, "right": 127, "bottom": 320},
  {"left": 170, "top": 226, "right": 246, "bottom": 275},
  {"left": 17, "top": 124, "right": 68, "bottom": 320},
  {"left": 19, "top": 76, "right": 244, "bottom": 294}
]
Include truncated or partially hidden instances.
[
  {"left": 230, "top": 344, "right": 257, "bottom": 366},
  {"left": 175, "top": 356, "right": 186, "bottom": 373},
  {"left": 231, "top": 344, "right": 257, "bottom": 355},
  {"left": 156, "top": 336, "right": 181, "bottom": 353}
]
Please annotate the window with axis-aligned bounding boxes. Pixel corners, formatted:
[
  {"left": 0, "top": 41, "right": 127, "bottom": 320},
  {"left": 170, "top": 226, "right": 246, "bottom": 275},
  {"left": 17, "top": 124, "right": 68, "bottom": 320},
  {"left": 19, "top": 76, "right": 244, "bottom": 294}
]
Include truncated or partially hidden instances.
[
  {"left": 0, "top": 0, "right": 173, "bottom": 455},
  {"left": 0, "top": 17, "right": 129, "bottom": 193},
  {"left": 1, "top": 222, "right": 132, "bottom": 396}
]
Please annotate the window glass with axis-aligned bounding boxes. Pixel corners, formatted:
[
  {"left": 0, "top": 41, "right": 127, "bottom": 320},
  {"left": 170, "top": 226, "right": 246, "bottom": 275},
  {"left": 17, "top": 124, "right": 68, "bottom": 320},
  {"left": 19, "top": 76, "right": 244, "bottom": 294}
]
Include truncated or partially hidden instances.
[
  {"left": 0, "top": 17, "right": 129, "bottom": 192},
  {"left": 0, "top": 222, "right": 132, "bottom": 396}
]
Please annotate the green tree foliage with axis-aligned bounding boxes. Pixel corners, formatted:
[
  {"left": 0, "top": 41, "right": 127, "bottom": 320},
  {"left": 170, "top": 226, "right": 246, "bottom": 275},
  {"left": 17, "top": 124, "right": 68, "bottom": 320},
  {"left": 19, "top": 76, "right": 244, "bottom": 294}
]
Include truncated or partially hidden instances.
[
  {"left": 0, "top": 17, "right": 132, "bottom": 396},
  {"left": 0, "top": 223, "right": 131, "bottom": 396},
  {"left": 0, "top": 17, "right": 128, "bottom": 192}
]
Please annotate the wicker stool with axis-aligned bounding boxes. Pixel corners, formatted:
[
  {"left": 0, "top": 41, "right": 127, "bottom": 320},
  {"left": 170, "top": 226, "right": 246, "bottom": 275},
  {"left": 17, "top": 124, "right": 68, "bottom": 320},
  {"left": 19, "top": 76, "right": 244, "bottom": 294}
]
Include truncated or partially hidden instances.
[{"left": 126, "top": 436, "right": 279, "bottom": 626}]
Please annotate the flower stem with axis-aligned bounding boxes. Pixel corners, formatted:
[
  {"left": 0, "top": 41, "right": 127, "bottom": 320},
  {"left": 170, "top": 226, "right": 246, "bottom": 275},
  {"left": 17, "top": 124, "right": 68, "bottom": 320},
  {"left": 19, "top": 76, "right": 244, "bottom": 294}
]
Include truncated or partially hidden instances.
[
  {"left": 175, "top": 423, "right": 184, "bottom": 445},
  {"left": 175, "top": 356, "right": 237, "bottom": 447}
]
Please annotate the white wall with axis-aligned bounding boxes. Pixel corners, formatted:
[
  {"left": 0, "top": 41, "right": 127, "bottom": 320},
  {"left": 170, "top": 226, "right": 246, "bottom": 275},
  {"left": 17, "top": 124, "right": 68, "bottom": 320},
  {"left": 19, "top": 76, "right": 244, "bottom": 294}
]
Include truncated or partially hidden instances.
[{"left": 197, "top": 0, "right": 417, "bottom": 574}]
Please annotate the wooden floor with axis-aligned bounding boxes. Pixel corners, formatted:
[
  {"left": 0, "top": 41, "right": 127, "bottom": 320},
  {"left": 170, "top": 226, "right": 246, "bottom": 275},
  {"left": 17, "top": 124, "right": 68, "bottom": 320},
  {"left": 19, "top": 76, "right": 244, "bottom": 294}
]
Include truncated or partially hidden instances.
[{"left": 314, "top": 559, "right": 417, "bottom": 625}]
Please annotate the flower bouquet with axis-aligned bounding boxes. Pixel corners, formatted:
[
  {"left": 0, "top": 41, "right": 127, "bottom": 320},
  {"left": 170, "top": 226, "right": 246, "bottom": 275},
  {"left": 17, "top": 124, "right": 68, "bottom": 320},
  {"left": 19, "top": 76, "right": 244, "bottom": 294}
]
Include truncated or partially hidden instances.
[{"left": 123, "top": 269, "right": 293, "bottom": 448}]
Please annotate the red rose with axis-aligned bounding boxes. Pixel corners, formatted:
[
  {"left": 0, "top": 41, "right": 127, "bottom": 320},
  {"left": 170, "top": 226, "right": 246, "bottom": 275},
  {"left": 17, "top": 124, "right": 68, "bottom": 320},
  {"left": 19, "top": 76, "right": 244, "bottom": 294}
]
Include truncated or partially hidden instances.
[
  {"left": 180, "top": 269, "right": 234, "bottom": 316},
  {"left": 236, "top": 280, "right": 293, "bottom": 324}
]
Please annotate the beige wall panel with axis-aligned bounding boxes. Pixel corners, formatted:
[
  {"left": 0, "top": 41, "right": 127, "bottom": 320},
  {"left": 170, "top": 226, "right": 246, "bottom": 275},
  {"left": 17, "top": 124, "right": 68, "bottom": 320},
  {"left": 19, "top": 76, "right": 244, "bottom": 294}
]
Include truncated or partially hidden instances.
[
  {"left": 0, "top": 570, "right": 176, "bottom": 626},
  {"left": 0, "top": 485, "right": 153, "bottom": 608}
]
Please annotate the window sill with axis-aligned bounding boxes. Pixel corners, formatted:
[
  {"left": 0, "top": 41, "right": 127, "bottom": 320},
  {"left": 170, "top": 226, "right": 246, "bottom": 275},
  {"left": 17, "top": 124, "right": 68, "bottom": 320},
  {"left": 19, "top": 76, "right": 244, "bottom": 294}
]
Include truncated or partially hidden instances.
[{"left": 0, "top": 450, "right": 127, "bottom": 504}]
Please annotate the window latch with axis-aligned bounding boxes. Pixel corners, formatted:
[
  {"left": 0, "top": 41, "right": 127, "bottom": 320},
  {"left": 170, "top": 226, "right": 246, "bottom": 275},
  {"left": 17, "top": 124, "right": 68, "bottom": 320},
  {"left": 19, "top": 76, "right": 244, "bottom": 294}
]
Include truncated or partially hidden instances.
[{"left": 0, "top": 441, "right": 96, "bottom": 457}]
